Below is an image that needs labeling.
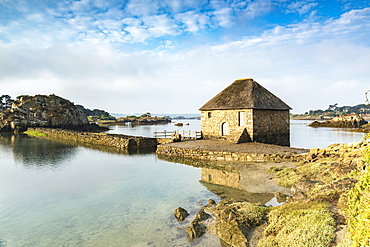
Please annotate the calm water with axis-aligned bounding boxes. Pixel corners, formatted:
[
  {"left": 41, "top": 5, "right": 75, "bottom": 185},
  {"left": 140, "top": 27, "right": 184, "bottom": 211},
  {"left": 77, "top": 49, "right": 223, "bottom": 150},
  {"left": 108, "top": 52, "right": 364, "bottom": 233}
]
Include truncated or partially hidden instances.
[{"left": 0, "top": 120, "right": 366, "bottom": 246}]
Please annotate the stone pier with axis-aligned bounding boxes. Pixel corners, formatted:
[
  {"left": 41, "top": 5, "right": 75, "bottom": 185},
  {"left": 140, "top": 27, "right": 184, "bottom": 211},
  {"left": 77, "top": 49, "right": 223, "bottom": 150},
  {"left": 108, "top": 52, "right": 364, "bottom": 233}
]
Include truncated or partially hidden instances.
[{"left": 26, "top": 127, "right": 158, "bottom": 150}]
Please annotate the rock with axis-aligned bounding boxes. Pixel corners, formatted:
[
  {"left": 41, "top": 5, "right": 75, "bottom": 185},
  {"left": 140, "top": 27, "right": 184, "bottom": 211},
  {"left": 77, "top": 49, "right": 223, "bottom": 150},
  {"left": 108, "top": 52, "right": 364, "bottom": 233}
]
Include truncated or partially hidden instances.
[
  {"left": 290, "top": 180, "right": 324, "bottom": 199},
  {"left": 195, "top": 208, "right": 211, "bottom": 221},
  {"left": 186, "top": 219, "right": 206, "bottom": 240},
  {"left": 208, "top": 200, "right": 268, "bottom": 247},
  {"left": 185, "top": 208, "right": 211, "bottom": 240},
  {"left": 207, "top": 199, "right": 217, "bottom": 207},
  {"left": 309, "top": 113, "right": 368, "bottom": 128},
  {"left": 0, "top": 94, "right": 91, "bottom": 132},
  {"left": 174, "top": 207, "right": 189, "bottom": 221}
]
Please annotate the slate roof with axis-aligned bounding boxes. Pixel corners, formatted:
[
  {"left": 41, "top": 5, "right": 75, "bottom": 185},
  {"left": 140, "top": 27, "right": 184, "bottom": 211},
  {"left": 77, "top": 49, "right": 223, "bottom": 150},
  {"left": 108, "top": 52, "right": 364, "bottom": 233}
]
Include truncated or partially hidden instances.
[{"left": 199, "top": 78, "right": 292, "bottom": 111}]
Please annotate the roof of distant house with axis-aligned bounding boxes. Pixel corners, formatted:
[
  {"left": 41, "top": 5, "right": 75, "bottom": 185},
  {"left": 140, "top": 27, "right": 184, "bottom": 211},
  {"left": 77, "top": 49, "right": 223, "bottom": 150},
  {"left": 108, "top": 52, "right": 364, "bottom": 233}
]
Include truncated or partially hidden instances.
[{"left": 199, "top": 78, "right": 292, "bottom": 111}]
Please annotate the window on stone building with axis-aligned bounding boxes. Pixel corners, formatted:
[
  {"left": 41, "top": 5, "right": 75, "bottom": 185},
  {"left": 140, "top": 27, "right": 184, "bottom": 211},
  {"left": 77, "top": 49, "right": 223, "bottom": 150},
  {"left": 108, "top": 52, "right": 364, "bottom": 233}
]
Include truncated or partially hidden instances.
[
  {"left": 208, "top": 112, "right": 212, "bottom": 118},
  {"left": 238, "top": 111, "right": 246, "bottom": 126}
]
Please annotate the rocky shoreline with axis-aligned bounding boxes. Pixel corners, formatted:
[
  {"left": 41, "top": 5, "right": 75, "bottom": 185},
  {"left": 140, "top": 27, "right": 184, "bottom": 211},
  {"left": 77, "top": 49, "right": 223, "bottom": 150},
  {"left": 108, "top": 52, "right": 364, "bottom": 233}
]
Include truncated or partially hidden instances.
[
  {"left": 308, "top": 113, "right": 368, "bottom": 130},
  {"left": 170, "top": 139, "right": 370, "bottom": 246}
]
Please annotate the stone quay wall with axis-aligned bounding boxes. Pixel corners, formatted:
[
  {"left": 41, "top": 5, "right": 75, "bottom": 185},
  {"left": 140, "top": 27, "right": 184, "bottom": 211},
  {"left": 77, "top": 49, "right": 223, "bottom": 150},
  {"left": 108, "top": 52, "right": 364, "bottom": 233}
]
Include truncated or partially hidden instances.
[
  {"left": 253, "top": 109, "right": 290, "bottom": 146},
  {"left": 27, "top": 128, "right": 158, "bottom": 150},
  {"left": 156, "top": 145, "right": 305, "bottom": 163}
]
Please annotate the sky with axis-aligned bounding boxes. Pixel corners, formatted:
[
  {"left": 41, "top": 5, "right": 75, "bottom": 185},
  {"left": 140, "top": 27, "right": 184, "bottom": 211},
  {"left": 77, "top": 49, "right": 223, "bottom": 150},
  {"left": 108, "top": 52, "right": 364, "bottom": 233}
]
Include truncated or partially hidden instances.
[{"left": 1, "top": 0, "right": 370, "bottom": 114}]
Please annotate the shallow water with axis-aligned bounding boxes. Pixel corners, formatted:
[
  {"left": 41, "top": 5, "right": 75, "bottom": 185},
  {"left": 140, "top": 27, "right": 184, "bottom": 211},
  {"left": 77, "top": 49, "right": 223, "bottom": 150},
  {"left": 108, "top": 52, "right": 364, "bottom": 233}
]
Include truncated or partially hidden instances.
[
  {"left": 0, "top": 120, "right": 367, "bottom": 246},
  {"left": 0, "top": 135, "right": 221, "bottom": 246}
]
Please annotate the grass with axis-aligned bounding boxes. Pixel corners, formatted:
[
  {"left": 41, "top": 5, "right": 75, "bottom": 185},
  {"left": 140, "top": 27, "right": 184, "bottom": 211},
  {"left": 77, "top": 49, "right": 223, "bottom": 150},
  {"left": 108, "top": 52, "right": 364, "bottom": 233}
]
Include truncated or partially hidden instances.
[
  {"left": 258, "top": 202, "right": 336, "bottom": 247},
  {"left": 23, "top": 130, "right": 48, "bottom": 137},
  {"left": 338, "top": 134, "right": 370, "bottom": 247}
]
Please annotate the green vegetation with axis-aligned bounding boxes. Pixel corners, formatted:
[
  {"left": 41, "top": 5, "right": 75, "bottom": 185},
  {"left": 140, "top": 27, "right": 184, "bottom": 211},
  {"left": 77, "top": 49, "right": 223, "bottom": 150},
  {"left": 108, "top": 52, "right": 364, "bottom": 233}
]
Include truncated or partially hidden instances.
[
  {"left": 76, "top": 105, "right": 116, "bottom": 121},
  {"left": 258, "top": 202, "right": 336, "bottom": 247},
  {"left": 340, "top": 171, "right": 370, "bottom": 247},
  {"left": 23, "top": 130, "right": 47, "bottom": 137},
  {"left": 291, "top": 103, "right": 370, "bottom": 118},
  {"left": 225, "top": 202, "right": 269, "bottom": 227},
  {"left": 269, "top": 158, "right": 359, "bottom": 189},
  {"left": 338, "top": 134, "right": 370, "bottom": 247}
]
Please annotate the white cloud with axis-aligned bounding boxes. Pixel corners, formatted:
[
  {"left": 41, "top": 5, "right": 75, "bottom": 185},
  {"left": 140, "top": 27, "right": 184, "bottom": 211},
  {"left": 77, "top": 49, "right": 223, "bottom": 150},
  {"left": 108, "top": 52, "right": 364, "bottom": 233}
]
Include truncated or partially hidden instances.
[
  {"left": 244, "top": 0, "right": 274, "bottom": 19},
  {"left": 175, "top": 11, "right": 211, "bottom": 32},
  {"left": 125, "top": 0, "right": 161, "bottom": 17},
  {"left": 286, "top": 1, "right": 318, "bottom": 15},
  {"left": 213, "top": 7, "right": 234, "bottom": 27},
  {"left": 1, "top": 6, "right": 370, "bottom": 114}
]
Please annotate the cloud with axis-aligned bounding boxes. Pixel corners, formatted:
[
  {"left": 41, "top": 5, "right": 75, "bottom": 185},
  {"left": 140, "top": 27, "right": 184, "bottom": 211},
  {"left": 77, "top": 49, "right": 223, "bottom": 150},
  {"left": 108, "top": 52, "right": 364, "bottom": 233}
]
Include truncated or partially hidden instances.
[
  {"left": 175, "top": 11, "right": 211, "bottom": 32},
  {"left": 244, "top": 0, "right": 274, "bottom": 19},
  {"left": 286, "top": 1, "right": 318, "bottom": 15},
  {"left": 213, "top": 7, "right": 234, "bottom": 27},
  {"left": 0, "top": 5, "right": 370, "bottom": 113}
]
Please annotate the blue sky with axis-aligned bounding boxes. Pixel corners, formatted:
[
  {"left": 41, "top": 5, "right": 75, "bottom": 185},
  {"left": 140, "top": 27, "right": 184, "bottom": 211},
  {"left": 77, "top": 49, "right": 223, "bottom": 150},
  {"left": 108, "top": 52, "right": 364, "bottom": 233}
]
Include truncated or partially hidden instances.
[{"left": 1, "top": 0, "right": 370, "bottom": 114}]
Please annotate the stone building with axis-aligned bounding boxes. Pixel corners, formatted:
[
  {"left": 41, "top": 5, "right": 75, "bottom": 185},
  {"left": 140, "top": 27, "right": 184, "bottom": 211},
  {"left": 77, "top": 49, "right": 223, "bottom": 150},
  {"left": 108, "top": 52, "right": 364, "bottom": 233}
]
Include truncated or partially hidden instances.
[{"left": 199, "top": 78, "right": 291, "bottom": 146}]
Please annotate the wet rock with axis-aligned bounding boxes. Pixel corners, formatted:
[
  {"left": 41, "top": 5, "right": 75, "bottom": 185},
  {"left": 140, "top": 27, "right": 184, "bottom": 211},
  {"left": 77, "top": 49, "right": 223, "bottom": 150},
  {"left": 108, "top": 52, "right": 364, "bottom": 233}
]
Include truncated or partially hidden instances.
[
  {"left": 195, "top": 208, "right": 211, "bottom": 221},
  {"left": 174, "top": 207, "right": 189, "bottom": 221},
  {"left": 209, "top": 200, "right": 268, "bottom": 247},
  {"left": 186, "top": 208, "right": 211, "bottom": 240},
  {"left": 186, "top": 219, "right": 206, "bottom": 240},
  {"left": 207, "top": 199, "right": 217, "bottom": 207}
]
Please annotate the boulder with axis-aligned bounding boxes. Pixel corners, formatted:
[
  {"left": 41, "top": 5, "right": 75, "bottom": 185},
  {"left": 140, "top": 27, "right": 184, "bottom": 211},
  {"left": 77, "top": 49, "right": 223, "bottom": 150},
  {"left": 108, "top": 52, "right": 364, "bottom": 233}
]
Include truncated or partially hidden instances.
[
  {"left": 186, "top": 219, "right": 207, "bottom": 240},
  {"left": 0, "top": 94, "right": 90, "bottom": 132},
  {"left": 208, "top": 200, "right": 268, "bottom": 247},
  {"left": 174, "top": 207, "right": 189, "bottom": 221}
]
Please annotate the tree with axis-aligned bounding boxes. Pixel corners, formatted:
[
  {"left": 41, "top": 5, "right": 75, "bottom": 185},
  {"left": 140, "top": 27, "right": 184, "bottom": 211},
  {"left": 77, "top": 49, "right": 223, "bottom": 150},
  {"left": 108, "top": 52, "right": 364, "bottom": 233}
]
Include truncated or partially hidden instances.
[
  {"left": 0, "top": 95, "right": 14, "bottom": 111},
  {"left": 140, "top": 112, "right": 151, "bottom": 118}
]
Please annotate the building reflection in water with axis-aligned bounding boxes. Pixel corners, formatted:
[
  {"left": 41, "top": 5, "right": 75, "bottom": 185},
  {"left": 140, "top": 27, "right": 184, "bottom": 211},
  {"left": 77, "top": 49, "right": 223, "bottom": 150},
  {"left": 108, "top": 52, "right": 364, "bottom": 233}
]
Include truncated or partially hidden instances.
[{"left": 157, "top": 154, "right": 288, "bottom": 206}]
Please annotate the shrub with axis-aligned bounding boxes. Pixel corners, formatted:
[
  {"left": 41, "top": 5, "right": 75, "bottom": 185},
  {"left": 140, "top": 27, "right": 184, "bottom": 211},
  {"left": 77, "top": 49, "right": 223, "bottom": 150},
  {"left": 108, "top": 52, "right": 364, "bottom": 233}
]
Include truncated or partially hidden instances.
[
  {"left": 339, "top": 134, "right": 370, "bottom": 246},
  {"left": 258, "top": 202, "right": 336, "bottom": 247}
]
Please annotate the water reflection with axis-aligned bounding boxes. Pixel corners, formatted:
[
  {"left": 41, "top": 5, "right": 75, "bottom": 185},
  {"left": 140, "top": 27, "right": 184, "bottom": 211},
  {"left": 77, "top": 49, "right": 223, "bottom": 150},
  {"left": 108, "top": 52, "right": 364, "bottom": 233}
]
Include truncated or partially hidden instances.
[
  {"left": 0, "top": 134, "right": 77, "bottom": 169},
  {"left": 157, "top": 154, "right": 288, "bottom": 206}
]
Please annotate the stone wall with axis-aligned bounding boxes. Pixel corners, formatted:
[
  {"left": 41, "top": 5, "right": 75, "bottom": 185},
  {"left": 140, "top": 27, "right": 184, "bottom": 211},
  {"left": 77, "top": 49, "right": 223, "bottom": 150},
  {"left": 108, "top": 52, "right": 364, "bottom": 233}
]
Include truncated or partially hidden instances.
[
  {"left": 253, "top": 110, "right": 290, "bottom": 146},
  {"left": 200, "top": 109, "right": 253, "bottom": 142},
  {"left": 156, "top": 145, "right": 304, "bottom": 163},
  {"left": 27, "top": 128, "right": 158, "bottom": 150},
  {"left": 200, "top": 109, "right": 290, "bottom": 146}
]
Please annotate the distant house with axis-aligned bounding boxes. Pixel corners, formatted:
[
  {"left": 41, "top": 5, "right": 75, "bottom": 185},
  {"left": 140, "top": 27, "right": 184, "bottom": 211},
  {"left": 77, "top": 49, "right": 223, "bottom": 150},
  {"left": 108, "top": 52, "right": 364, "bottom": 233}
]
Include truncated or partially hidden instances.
[{"left": 199, "top": 78, "right": 291, "bottom": 146}]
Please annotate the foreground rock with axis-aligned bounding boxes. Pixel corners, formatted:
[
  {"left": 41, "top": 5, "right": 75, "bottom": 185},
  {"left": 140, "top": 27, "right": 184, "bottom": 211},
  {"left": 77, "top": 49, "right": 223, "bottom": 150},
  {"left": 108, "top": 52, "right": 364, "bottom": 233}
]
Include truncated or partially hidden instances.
[
  {"left": 309, "top": 113, "right": 367, "bottom": 128},
  {"left": 0, "top": 94, "right": 94, "bottom": 132},
  {"left": 179, "top": 200, "right": 268, "bottom": 246},
  {"left": 174, "top": 207, "right": 189, "bottom": 221}
]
